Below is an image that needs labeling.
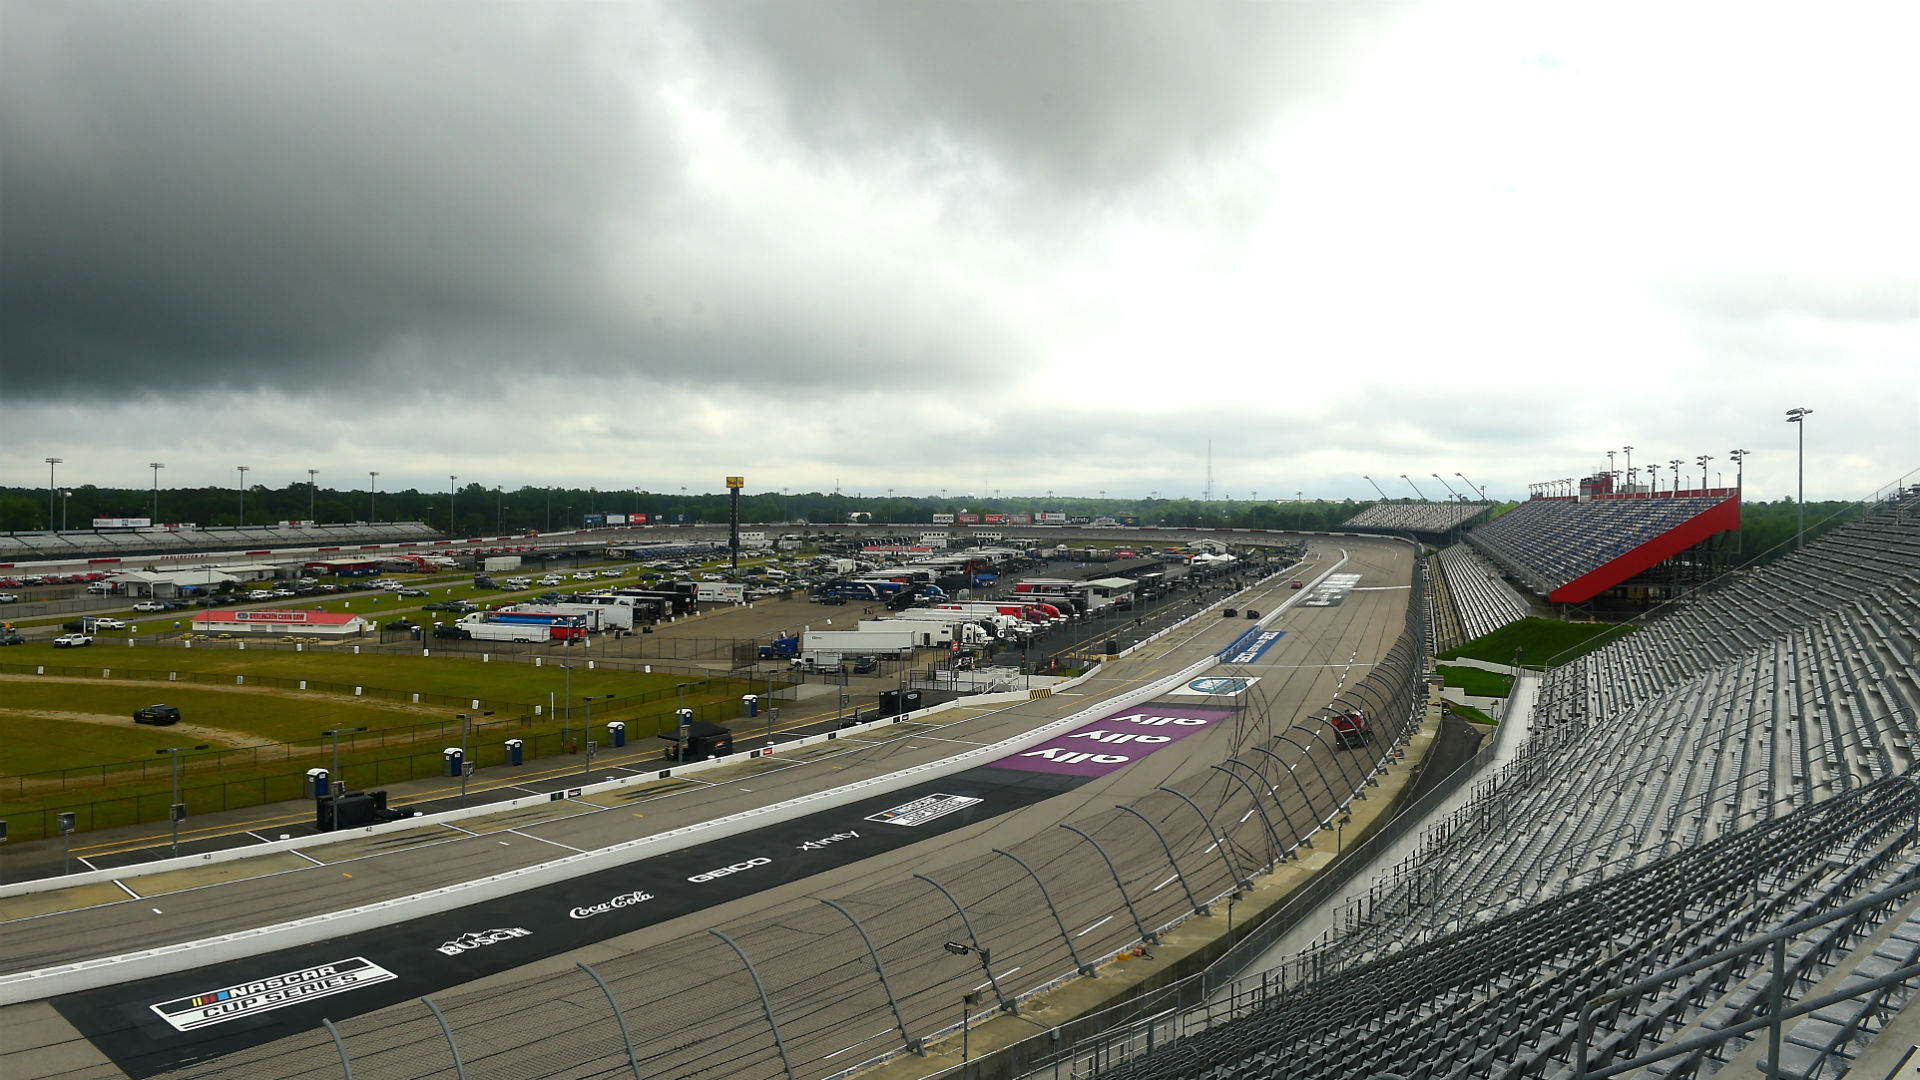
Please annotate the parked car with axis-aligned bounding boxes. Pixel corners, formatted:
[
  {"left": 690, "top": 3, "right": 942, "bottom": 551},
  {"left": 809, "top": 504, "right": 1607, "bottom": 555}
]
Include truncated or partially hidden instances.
[
  {"left": 385, "top": 618, "right": 418, "bottom": 632},
  {"left": 134, "top": 704, "right": 182, "bottom": 726},
  {"left": 852, "top": 655, "right": 878, "bottom": 674},
  {"left": 92, "top": 617, "right": 127, "bottom": 630},
  {"left": 0, "top": 630, "right": 25, "bottom": 645},
  {"left": 132, "top": 601, "right": 167, "bottom": 612},
  {"left": 432, "top": 624, "right": 467, "bottom": 639},
  {"left": 53, "top": 633, "right": 92, "bottom": 647},
  {"left": 0, "top": 592, "right": 19, "bottom": 603},
  {"left": 398, "top": 588, "right": 430, "bottom": 598},
  {"left": 599, "top": 568, "right": 623, "bottom": 578},
  {"left": 572, "top": 571, "right": 596, "bottom": 581}
]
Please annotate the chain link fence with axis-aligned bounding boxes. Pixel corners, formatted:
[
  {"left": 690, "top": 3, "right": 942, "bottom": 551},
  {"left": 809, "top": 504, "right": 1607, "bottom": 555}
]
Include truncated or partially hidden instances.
[{"left": 136, "top": 551, "right": 1429, "bottom": 1080}]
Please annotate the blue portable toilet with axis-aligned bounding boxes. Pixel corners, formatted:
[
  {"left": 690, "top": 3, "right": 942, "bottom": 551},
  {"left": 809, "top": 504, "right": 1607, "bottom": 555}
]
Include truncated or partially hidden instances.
[
  {"left": 307, "top": 767, "right": 329, "bottom": 799},
  {"left": 444, "top": 747, "right": 464, "bottom": 777},
  {"left": 505, "top": 738, "right": 523, "bottom": 766},
  {"left": 743, "top": 694, "right": 759, "bottom": 718},
  {"left": 606, "top": 722, "right": 625, "bottom": 748}
]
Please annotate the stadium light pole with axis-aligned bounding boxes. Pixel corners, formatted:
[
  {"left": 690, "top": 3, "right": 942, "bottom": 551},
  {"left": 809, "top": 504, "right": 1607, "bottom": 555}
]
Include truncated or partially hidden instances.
[
  {"left": 45, "top": 457, "right": 62, "bottom": 531},
  {"left": 1787, "top": 408, "right": 1813, "bottom": 549},
  {"left": 1697, "top": 454, "right": 1713, "bottom": 494},
  {"left": 1400, "top": 474, "right": 1428, "bottom": 501},
  {"left": 1431, "top": 473, "right": 1463, "bottom": 501},
  {"left": 369, "top": 471, "right": 378, "bottom": 522},
  {"left": 149, "top": 462, "right": 164, "bottom": 522},
  {"left": 497, "top": 486, "right": 504, "bottom": 534},
  {"left": 1455, "top": 472, "right": 1483, "bottom": 503},
  {"left": 308, "top": 468, "right": 319, "bottom": 523},
  {"left": 236, "top": 465, "right": 249, "bottom": 526},
  {"left": 1606, "top": 450, "right": 1615, "bottom": 485},
  {"left": 1669, "top": 459, "right": 1682, "bottom": 498},
  {"left": 1622, "top": 445, "right": 1634, "bottom": 487}
]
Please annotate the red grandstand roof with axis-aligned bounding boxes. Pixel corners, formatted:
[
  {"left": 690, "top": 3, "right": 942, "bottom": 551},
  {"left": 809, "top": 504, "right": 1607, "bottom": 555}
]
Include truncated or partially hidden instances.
[{"left": 1549, "top": 495, "right": 1741, "bottom": 603}]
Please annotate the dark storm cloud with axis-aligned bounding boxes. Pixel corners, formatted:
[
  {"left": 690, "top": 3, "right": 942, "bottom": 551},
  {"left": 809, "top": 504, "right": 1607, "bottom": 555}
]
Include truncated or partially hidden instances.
[
  {"left": 680, "top": 0, "right": 1399, "bottom": 191},
  {"left": 0, "top": 2, "right": 666, "bottom": 399}
]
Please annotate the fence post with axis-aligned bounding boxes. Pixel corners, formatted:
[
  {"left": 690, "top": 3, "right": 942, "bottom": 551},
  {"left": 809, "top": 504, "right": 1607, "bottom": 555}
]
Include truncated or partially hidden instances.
[
  {"left": 1059, "top": 824, "right": 1157, "bottom": 947},
  {"left": 1114, "top": 803, "right": 1207, "bottom": 916},
  {"left": 1214, "top": 761, "right": 1297, "bottom": 859},
  {"left": 577, "top": 962, "right": 644, "bottom": 1080},
  {"left": 709, "top": 930, "right": 797, "bottom": 1080},
  {"left": 820, "top": 898, "right": 922, "bottom": 1054},
  {"left": 992, "top": 847, "right": 1097, "bottom": 976},
  {"left": 321, "top": 1017, "right": 356, "bottom": 1080},
  {"left": 913, "top": 872, "right": 1019, "bottom": 1014},
  {"left": 420, "top": 996, "right": 468, "bottom": 1080},
  {"left": 1157, "top": 785, "right": 1250, "bottom": 889}
]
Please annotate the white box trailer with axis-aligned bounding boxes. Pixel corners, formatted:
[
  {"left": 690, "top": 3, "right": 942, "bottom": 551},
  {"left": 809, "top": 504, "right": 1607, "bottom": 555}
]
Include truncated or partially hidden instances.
[
  {"left": 859, "top": 619, "right": 953, "bottom": 647},
  {"left": 885, "top": 608, "right": 1002, "bottom": 641},
  {"left": 483, "top": 556, "right": 522, "bottom": 572},
  {"left": 695, "top": 581, "right": 746, "bottom": 604},
  {"left": 801, "top": 627, "right": 916, "bottom": 660}
]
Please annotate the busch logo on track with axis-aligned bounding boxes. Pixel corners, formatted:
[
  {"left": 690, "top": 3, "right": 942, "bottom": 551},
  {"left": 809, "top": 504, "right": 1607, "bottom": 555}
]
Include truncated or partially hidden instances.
[{"left": 437, "top": 927, "right": 532, "bottom": 956}]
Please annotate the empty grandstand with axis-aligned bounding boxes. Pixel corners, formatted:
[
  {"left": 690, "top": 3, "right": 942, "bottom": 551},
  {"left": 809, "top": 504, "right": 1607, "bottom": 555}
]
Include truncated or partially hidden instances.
[
  {"left": 1024, "top": 482, "right": 1920, "bottom": 1079},
  {"left": 1467, "top": 488, "right": 1739, "bottom": 604},
  {"left": 0, "top": 521, "right": 442, "bottom": 563},
  {"left": 1434, "top": 543, "right": 1531, "bottom": 649},
  {"left": 1345, "top": 501, "right": 1491, "bottom": 535}
]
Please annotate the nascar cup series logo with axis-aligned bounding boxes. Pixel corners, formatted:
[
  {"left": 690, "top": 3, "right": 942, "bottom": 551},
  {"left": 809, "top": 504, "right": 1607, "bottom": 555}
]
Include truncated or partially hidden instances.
[{"left": 149, "top": 957, "right": 397, "bottom": 1032}]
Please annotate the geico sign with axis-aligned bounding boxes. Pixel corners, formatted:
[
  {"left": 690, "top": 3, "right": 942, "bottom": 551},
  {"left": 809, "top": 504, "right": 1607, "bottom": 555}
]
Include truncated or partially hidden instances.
[{"left": 689, "top": 857, "right": 771, "bottom": 883}]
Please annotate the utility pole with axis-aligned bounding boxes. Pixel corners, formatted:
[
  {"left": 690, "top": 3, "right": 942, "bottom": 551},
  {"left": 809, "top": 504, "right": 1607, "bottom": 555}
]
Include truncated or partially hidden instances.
[
  {"left": 150, "top": 462, "right": 164, "bottom": 522},
  {"left": 449, "top": 475, "right": 458, "bottom": 537},
  {"left": 308, "top": 468, "right": 319, "bottom": 523},
  {"left": 157, "top": 744, "right": 209, "bottom": 856},
  {"left": 369, "top": 470, "right": 378, "bottom": 522},
  {"left": 236, "top": 465, "right": 249, "bottom": 526}
]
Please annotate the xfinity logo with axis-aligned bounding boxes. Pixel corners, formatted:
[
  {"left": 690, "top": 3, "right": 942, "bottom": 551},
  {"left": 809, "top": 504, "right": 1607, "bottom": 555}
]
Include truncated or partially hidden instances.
[
  {"left": 570, "top": 889, "right": 656, "bottom": 920},
  {"left": 799, "top": 830, "right": 860, "bottom": 851},
  {"left": 437, "top": 927, "right": 532, "bottom": 955},
  {"left": 689, "top": 857, "right": 771, "bottom": 883}
]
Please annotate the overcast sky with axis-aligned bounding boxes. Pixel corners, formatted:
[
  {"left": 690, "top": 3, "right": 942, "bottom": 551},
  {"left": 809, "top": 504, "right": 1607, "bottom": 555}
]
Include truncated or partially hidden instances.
[{"left": 2, "top": 0, "right": 1915, "bottom": 506}]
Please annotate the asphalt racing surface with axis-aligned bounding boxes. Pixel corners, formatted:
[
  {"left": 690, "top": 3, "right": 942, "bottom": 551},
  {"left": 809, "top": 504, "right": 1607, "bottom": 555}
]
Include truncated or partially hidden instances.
[
  {"left": 56, "top": 765, "right": 1090, "bottom": 1077},
  {"left": 3, "top": 537, "right": 1419, "bottom": 1080}
]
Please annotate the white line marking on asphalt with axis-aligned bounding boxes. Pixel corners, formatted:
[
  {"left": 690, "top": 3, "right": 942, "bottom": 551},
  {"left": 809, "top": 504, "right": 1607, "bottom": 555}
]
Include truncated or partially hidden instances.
[
  {"left": 1077, "top": 915, "right": 1114, "bottom": 937},
  {"left": 510, "top": 829, "right": 583, "bottom": 853},
  {"left": 1152, "top": 874, "right": 1178, "bottom": 892},
  {"left": 244, "top": 831, "right": 273, "bottom": 843},
  {"left": 77, "top": 857, "right": 98, "bottom": 871},
  {"left": 974, "top": 968, "right": 1018, "bottom": 992},
  {"left": 442, "top": 823, "right": 477, "bottom": 836},
  {"left": 289, "top": 849, "right": 326, "bottom": 866},
  {"left": 111, "top": 880, "right": 139, "bottom": 899}
]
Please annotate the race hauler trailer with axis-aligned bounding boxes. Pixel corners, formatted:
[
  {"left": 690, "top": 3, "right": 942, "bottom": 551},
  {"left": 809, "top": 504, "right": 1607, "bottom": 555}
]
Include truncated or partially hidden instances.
[
  {"left": 483, "top": 556, "right": 523, "bottom": 572},
  {"left": 504, "top": 601, "right": 631, "bottom": 631},
  {"left": 863, "top": 618, "right": 991, "bottom": 647},
  {"left": 455, "top": 611, "right": 589, "bottom": 643},
  {"left": 799, "top": 626, "right": 918, "bottom": 668},
  {"left": 882, "top": 608, "right": 1003, "bottom": 643},
  {"left": 695, "top": 581, "right": 746, "bottom": 604}
]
